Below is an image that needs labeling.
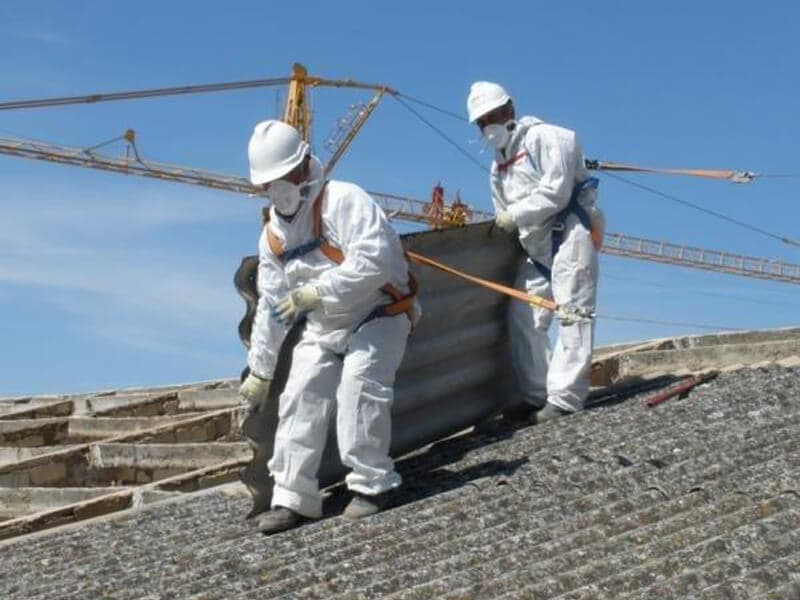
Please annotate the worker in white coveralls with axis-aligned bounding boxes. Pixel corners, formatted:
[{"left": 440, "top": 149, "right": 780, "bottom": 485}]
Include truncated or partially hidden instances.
[
  {"left": 239, "top": 120, "right": 418, "bottom": 535},
  {"left": 466, "top": 81, "right": 602, "bottom": 423}
]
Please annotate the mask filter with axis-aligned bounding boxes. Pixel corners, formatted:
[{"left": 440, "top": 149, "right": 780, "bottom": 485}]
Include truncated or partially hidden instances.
[
  {"left": 268, "top": 180, "right": 303, "bottom": 215},
  {"left": 268, "top": 178, "right": 320, "bottom": 216},
  {"left": 483, "top": 120, "right": 514, "bottom": 150}
]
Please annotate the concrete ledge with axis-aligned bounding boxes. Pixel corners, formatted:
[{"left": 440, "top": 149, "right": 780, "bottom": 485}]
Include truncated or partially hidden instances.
[
  {"left": 88, "top": 442, "right": 250, "bottom": 470},
  {"left": 177, "top": 388, "right": 241, "bottom": 411},
  {"left": 0, "top": 400, "right": 73, "bottom": 420},
  {"left": 0, "top": 419, "right": 70, "bottom": 447},
  {"left": 0, "top": 409, "right": 239, "bottom": 488},
  {"left": 0, "top": 458, "right": 246, "bottom": 541},
  {"left": 81, "top": 393, "right": 180, "bottom": 417},
  {"left": 669, "top": 327, "right": 800, "bottom": 349},
  {"left": 0, "top": 445, "right": 82, "bottom": 467},
  {"left": 1, "top": 379, "right": 238, "bottom": 415},
  {"left": 67, "top": 414, "right": 202, "bottom": 440},
  {"left": 618, "top": 339, "right": 800, "bottom": 379},
  {"left": 0, "top": 487, "right": 178, "bottom": 519},
  {"left": 591, "top": 329, "right": 800, "bottom": 386}
]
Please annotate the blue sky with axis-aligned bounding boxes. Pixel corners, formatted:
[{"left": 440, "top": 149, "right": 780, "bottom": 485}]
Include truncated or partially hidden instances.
[{"left": 1, "top": 1, "right": 798, "bottom": 395}]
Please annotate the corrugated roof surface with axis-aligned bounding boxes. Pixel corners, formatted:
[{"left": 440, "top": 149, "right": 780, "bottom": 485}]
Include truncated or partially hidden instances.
[{"left": 1, "top": 364, "right": 798, "bottom": 599}]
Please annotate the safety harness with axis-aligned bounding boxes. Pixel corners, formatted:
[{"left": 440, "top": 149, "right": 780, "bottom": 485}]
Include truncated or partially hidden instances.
[
  {"left": 266, "top": 183, "right": 418, "bottom": 325},
  {"left": 531, "top": 176, "right": 599, "bottom": 282},
  {"left": 496, "top": 151, "right": 529, "bottom": 173}
]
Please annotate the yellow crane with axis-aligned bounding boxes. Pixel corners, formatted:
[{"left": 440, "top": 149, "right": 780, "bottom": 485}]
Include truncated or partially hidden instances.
[{"left": 0, "top": 63, "right": 798, "bottom": 284}]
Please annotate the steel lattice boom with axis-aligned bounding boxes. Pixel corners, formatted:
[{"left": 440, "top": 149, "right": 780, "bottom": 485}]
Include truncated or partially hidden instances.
[
  {"left": 1, "top": 134, "right": 798, "bottom": 285},
  {"left": 602, "top": 232, "right": 800, "bottom": 284}
]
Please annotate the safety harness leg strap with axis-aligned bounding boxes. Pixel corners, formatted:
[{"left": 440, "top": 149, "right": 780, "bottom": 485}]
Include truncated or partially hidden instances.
[{"left": 533, "top": 176, "right": 599, "bottom": 283}]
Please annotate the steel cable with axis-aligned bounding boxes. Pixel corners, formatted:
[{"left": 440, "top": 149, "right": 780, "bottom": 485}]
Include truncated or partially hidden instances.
[
  {"left": 395, "top": 93, "right": 468, "bottom": 122},
  {"left": 595, "top": 314, "right": 742, "bottom": 331},
  {"left": 600, "top": 171, "right": 800, "bottom": 248},
  {"left": 392, "top": 95, "right": 490, "bottom": 174}
]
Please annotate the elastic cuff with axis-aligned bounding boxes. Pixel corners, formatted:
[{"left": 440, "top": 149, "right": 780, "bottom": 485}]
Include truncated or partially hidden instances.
[
  {"left": 247, "top": 365, "right": 273, "bottom": 380},
  {"left": 314, "top": 280, "right": 340, "bottom": 317},
  {"left": 346, "top": 471, "right": 402, "bottom": 496},
  {"left": 506, "top": 201, "right": 526, "bottom": 225},
  {"left": 547, "top": 396, "right": 581, "bottom": 413}
]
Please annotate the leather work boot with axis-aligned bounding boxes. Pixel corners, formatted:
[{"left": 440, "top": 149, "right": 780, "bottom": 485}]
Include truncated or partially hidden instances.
[
  {"left": 343, "top": 491, "right": 392, "bottom": 520},
  {"left": 535, "top": 402, "right": 571, "bottom": 424},
  {"left": 256, "top": 507, "right": 305, "bottom": 535},
  {"left": 501, "top": 402, "right": 540, "bottom": 424}
]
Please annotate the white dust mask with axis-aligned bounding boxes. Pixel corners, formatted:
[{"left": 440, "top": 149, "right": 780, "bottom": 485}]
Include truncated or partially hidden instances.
[
  {"left": 483, "top": 121, "right": 514, "bottom": 150},
  {"left": 268, "top": 180, "right": 303, "bottom": 215}
]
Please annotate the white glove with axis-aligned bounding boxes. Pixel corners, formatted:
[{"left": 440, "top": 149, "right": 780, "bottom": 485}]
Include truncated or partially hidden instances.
[
  {"left": 239, "top": 373, "right": 272, "bottom": 407},
  {"left": 495, "top": 210, "right": 516, "bottom": 233},
  {"left": 275, "top": 284, "right": 321, "bottom": 323}
]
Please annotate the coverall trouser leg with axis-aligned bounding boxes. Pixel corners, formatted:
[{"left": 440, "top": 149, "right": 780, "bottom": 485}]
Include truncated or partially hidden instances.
[
  {"left": 338, "top": 315, "right": 409, "bottom": 495},
  {"left": 269, "top": 314, "right": 409, "bottom": 517},
  {"left": 510, "top": 218, "right": 598, "bottom": 413}
]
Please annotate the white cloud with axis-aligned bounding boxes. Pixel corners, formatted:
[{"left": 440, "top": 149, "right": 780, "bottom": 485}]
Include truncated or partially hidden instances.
[
  {"left": 0, "top": 25, "right": 72, "bottom": 46},
  {"left": 0, "top": 178, "right": 255, "bottom": 232},
  {"left": 0, "top": 178, "right": 262, "bottom": 354}
]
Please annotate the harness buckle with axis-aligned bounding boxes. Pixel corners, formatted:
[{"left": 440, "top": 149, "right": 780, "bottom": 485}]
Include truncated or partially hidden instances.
[
  {"left": 552, "top": 221, "right": 565, "bottom": 233},
  {"left": 731, "top": 170, "right": 756, "bottom": 184}
]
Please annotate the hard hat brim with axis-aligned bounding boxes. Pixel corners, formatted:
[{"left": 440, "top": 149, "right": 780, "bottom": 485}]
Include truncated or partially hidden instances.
[
  {"left": 249, "top": 139, "right": 310, "bottom": 186},
  {"left": 468, "top": 95, "right": 511, "bottom": 123}
]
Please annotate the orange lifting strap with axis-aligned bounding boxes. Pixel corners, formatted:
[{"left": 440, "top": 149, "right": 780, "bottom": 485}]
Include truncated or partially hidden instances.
[
  {"left": 267, "top": 184, "right": 418, "bottom": 321},
  {"left": 587, "top": 160, "right": 756, "bottom": 183},
  {"left": 406, "top": 250, "right": 557, "bottom": 312}
]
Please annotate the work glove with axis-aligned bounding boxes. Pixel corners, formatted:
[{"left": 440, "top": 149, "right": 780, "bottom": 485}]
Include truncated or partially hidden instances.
[
  {"left": 494, "top": 210, "right": 516, "bottom": 233},
  {"left": 236, "top": 373, "right": 272, "bottom": 434},
  {"left": 239, "top": 373, "right": 272, "bottom": 415},
  {"left": 275, "top": 284, "right": 322, "bottom": 323},
  {"left": 239, "top": 373, "right": 272, "bottom": 407}
]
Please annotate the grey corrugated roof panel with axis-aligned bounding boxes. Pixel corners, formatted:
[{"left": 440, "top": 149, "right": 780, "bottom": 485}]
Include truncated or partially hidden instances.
[
  {"left": 1, "top": 365, "right": 798, "bottom": 600},
  {"left": 239, "top": 222, "right": 523, "bottom": 513}
]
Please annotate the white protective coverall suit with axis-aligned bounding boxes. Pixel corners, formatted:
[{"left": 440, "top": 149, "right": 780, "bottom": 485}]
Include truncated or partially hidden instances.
[
  {"left": 247, "top": 156, "right": 412, "bottom": 519},
  {"left": 491, "top": 116, "right": 599, "bottom": 413}
]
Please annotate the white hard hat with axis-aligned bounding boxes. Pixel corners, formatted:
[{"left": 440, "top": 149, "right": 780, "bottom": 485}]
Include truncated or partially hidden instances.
[
  {"left": 248, "top": 120, "right": 310, "bottom": 186},
  {"left": 466, "top": 81, "right": 512, "bottom": 123}
]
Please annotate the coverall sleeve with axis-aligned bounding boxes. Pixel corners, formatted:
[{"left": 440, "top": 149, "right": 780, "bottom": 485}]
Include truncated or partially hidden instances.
[
  {"left": 314, "top": 187, "right": 399, "bottom": 313},
  {"left": 490, "top": 170, "right": 505, "bottom": 213},
  {"left": 506, "top": 127, "right": 577, "bottom": 227},
  {"left": 247, "top": 228, "right": 290, "bottom": 379}
]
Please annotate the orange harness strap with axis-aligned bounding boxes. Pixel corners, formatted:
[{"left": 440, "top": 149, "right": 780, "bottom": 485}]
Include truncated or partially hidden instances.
[
  {"left": 496, "top": 150, "right": 528, "bottom": 173},
  {"left": 267, "top": 184, "right": 418, "bottom": 323}
]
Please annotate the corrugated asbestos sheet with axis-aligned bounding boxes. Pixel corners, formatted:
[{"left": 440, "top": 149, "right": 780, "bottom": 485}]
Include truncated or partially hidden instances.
[
  {"left": 0, "top": 222, "right": 524, "bottom": 537},
  {"left": 241, "top": 222, "right": 523, "bottom": 514},
  {"left": 1, "top": 363, "right": 798, "bottom": 599},
  {"left": 1, "top": 218, "right": 800, "bottom": 598}
]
